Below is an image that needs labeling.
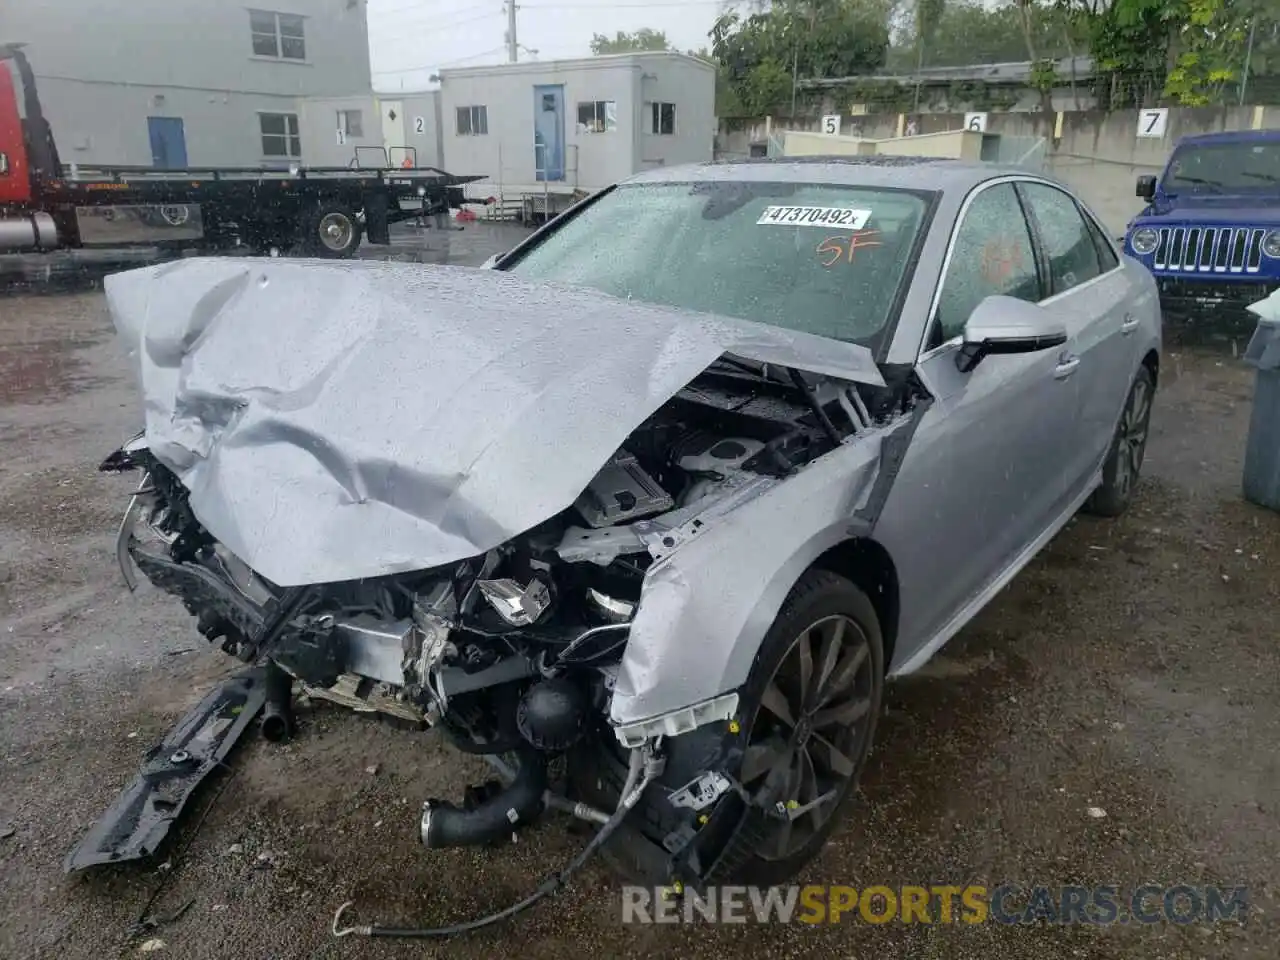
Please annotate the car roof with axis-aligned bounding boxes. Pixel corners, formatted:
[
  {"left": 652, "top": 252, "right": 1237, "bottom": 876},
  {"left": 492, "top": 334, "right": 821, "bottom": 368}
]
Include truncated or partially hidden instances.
[
  {"left": 1176, "top": 128, "right": 1280, "bottom": 146},
  {"left": 622, "top": 155, "right": 1037, "bottom": 193}
]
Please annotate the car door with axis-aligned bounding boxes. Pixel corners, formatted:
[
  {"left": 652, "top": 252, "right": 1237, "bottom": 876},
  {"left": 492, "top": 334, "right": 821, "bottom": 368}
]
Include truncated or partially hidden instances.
[
  {"left": 880, "top": 180, "right": 1082, "bottom": 668},
  {"left": 1016, "top": 181, "right": 1138, "bottom": 498}
]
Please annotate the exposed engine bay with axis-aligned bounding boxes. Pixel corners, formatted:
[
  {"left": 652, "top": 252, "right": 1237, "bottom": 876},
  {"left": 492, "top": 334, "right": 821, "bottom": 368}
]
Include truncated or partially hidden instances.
[{"left": 102, "top": 357, "right": 911, "bottom": 853}]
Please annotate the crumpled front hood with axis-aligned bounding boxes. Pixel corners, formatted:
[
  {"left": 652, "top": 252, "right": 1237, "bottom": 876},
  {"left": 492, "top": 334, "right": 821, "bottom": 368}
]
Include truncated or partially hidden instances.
[{"left": 104, "top": 257, "right": 884, "bottom": 587}]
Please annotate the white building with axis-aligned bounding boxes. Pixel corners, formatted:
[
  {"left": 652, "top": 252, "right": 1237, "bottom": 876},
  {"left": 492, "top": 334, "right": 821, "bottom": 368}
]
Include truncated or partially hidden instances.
[
  {"left": 1, "top": 0, "right": 383, "bottom": 169},
  {"left": 429, "top": 52, "right": 717, "bottom": 215}
]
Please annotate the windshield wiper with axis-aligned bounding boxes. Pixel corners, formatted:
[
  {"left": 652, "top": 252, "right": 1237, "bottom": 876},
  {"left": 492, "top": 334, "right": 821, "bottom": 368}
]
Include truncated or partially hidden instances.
[
  {"left": 1171, "top": 175, "right": 1223, "bottom": 191},
  {"left": 1243, "top": 171, "right": 1280, "bottom": 184}
]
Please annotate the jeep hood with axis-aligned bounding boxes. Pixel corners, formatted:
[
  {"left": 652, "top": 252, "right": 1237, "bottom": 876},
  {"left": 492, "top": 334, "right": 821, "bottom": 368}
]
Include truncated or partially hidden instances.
[
  {"left": 1142, "top": 196, "right": 1280, "bottom": 226},
  {"left": 104, "top": 257, "right": 884, "bottom": 587}
]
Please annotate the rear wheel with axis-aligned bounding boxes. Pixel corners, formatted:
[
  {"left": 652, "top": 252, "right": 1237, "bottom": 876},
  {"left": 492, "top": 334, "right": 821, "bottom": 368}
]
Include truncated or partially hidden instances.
[
  {"left": 1085, "top": 365, "right": 1155, "bottom": 517},
  {"left": 584, "top": 569, "right": 884, "bottom": 887},
  {"left": 301, "top": 202, "right": 361, "bottom": 258}
]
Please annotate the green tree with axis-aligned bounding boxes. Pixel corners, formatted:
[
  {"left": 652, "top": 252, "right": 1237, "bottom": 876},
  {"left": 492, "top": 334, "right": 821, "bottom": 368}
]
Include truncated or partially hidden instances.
[
  {"left": 711, "top": 0, "right": 892, "bottom": 116},
  {"left": 1163, "top": 0, "right": 1253, "bottom": 104},
  {"left": 590, "top": 29, "right": 674, "bottom": 54}
]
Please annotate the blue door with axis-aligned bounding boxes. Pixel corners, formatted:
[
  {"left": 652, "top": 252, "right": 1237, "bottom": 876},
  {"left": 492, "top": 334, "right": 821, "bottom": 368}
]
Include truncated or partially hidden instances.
[
  {"left": 147, "top": 117, "right": 188, "bottom": 169},
  {"left": 533, "top": 85, "right": 564, "bottom": 182}
]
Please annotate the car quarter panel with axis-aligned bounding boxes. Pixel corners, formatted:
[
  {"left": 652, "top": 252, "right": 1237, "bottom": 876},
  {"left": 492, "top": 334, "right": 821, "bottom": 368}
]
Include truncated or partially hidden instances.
[{"left": 608, "top": 409, "right": 920, "bottom": 728}]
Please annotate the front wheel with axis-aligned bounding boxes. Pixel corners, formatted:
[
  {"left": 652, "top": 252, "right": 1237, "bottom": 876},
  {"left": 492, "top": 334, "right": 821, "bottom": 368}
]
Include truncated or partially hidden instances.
[
  {"left": 1084, "top": 364, "right": 1155, "bottom": 517},
  {"left": 301, "top": 202, "right": 362, "bottom": 258},
  {"left": 588, "top": 569, "right": 884, "bottom": 887}
]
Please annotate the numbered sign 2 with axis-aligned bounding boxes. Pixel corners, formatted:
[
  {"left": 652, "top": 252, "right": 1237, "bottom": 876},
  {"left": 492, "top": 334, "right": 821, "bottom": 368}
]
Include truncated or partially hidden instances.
[
  {"left": 413, "top": 116, "right": 426, "bottom": 135},
  {"left": 821, "top": 115, "right": 841, "bottom": 136},
  {"left": 1137, "top": 108, "right": 1168, "bottom": 139},
  {"left": 964, "top": 112, "right": 988, "bottom": 133}
]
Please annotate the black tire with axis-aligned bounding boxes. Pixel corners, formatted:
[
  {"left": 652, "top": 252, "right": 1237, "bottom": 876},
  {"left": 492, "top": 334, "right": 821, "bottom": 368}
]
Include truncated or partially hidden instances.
[
  {"left": 579, "top": 569, "right": 884, "bottom": 887},
  {"left": 301, "top": 202, "right": 361, "bottom": 258},
  {"left": 1085, "top": 364, "right": 1155, "bottom": 518}
]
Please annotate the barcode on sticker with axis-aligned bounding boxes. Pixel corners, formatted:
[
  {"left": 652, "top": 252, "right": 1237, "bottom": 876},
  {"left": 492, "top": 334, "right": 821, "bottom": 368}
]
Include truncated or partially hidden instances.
[{"left": 757, "top": 206, "right": 872, "bottom": 229}]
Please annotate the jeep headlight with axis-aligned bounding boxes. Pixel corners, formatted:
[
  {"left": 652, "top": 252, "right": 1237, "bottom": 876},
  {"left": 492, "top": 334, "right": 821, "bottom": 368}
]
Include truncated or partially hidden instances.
[
  {"left": 1129, "top": 227, "right": 1159, "bottom": 256},
  {"left": 1262, "top": 230, "right": 1280, "bottom": 258}
]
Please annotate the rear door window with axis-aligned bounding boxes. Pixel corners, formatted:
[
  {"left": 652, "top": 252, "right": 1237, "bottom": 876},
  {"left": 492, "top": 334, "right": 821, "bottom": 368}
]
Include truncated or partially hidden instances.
[{"left": 1018, "top": 182, "right": 1103, "bottom": 295}]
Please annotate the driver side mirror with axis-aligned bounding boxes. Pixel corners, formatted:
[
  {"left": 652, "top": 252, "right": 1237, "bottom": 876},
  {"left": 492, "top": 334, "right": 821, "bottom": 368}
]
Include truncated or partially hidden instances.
[
  {"left": 1136, "top": 174, "right": 1156, "bottom": 201},
  {"left": 955, "top": 295, "right": 1068, "bottom": 373}
]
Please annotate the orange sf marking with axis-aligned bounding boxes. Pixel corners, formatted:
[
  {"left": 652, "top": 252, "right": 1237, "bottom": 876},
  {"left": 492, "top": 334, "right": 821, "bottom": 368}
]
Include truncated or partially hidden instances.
[{"left": 816, "top": 229, "right": 882, "bottom": 267}]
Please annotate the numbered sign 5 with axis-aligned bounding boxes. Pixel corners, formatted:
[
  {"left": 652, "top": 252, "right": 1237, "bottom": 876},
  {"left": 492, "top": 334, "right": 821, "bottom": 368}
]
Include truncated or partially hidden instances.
[
  {"left": 1137, "top": 108, "right": 1168, "bottom": 139},
  {"left": 821, "top": 114, "right": 841, "bottom": 136},
  {"left": 964, "top": 112, "right": 988, "bottom": 133},
  {"left": 413, "top": 116, "right": 426, "bottom": 135}
]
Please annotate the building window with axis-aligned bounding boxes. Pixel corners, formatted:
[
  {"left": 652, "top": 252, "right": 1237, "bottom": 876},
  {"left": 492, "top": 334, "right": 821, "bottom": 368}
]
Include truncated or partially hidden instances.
[
  {"left": 576, "top": 100, "right": 617, "bottom": 134},
  {"left": 649, "top": 102, "right": 676, "bottom": 135},
  {"left": 337, "top": 109, "right": 363, "bottom": 138},
  {"left": 456, "top": 105, "right": 488, "bottom": 136},
  {"left": 250, "top": 10, "right": 306, "bottom": 60},
  {"left": 260, "top": 112, "right": 301, "bottom": 157}
]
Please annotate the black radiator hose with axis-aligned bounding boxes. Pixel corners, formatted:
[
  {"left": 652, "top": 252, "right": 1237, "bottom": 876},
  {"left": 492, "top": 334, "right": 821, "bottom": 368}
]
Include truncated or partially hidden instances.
[
  {"left": 420, "top": 746, "right": 548, "bottom": 848},
  {"left": 260, "top": 661, "right": 295, "bottom": 742}
]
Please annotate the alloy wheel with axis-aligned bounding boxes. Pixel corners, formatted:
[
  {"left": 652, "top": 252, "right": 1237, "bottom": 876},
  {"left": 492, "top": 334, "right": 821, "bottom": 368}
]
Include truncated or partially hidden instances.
[
  {"left": 740, "top": 613, "right": 876, "bottom": 861},
  {"left": 1114, "top": 377, "right": 1152, "bottom": 496}
]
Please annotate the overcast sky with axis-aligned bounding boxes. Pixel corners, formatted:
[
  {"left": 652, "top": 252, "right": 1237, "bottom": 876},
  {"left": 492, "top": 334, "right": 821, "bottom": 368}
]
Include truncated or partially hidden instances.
[{"left": 367, "top": 0, "right": 729, "bottom": 91}]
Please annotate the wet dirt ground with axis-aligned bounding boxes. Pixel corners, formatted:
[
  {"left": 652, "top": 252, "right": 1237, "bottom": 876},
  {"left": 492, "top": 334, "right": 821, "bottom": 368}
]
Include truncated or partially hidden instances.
[{"left": 2, "top": 233, "right": 1279, "bottom": 959}]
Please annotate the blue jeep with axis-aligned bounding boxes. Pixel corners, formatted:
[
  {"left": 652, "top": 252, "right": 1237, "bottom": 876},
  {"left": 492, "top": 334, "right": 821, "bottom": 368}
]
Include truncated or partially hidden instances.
[{"left": 1123, "top": 129, "right": 1280, "bottom": 341}]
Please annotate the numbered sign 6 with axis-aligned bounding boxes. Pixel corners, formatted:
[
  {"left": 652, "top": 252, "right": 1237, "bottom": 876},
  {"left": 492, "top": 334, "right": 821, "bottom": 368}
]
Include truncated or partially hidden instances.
[
  {"left": 964, "top": 112, "right": 988, "bottom": 133},
  {"left": 1137, "top": 108, "right": 1168, "bottom": 139},
  {"left": 821, "top": 114, "right": 841, "bottom": 136}
]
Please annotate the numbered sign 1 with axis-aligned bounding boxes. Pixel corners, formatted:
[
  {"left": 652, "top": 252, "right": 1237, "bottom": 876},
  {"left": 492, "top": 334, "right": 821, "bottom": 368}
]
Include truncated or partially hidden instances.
[
  {"left": 1137, "top": 108, "right": 1168, "bottom": 139},
  {"left": 413, "top": 116, "right": 426, "bottom": 136},
  {"left": 964, "top": 112, "right": 988, "bottom": 133},
  {"left": 821, "top": 114, "right": 841, "bottom": 136}
]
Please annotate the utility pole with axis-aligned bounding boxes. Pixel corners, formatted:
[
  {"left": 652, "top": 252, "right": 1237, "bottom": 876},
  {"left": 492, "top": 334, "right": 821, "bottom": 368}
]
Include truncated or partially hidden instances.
[{"left": 505, "top": 1, "right": 519, "bottom": 63}]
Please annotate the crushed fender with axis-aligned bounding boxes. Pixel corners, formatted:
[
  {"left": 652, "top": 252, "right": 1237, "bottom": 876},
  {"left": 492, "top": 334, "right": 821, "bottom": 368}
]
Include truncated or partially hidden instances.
[{"left": 64, "top": 666, "right": 268, "bottom": 872}]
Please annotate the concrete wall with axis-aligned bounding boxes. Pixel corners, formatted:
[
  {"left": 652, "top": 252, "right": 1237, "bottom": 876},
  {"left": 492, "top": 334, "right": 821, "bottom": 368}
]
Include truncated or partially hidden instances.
[
  {"left": 720, "top": 105, "right": 1280, "bottom": 237},
  {"left": 1, "top": 0, "right": 372, "bottom": 167},
  {"left": 438, "top": 53, "right": 715, "bottom": 197}
]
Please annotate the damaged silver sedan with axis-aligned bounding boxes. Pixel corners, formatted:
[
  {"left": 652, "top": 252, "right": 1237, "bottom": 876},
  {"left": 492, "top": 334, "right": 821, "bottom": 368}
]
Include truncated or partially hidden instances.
[{"left": 77, "top": 158, "right": 1161, "bottom": 915}]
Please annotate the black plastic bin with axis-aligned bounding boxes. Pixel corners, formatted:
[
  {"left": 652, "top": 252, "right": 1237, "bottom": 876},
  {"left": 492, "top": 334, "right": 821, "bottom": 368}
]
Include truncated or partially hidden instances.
[{"left": 1242, "top": 315, "right": 1280, "bottom": 512}]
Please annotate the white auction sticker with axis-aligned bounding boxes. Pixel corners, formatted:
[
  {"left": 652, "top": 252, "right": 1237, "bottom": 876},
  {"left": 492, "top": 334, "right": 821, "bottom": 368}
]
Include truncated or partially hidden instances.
[{"left": 757, "top": 206, "right": 872, "bottom": 229}]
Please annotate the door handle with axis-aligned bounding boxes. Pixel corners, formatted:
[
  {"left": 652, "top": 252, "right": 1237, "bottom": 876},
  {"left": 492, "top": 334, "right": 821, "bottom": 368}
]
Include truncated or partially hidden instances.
[
  {"left": 1121, "top": 313, "right": 1140, "bottom": 335},
  {"left": 1054, "top": 354, "right": 1081, "bottom": 379}
]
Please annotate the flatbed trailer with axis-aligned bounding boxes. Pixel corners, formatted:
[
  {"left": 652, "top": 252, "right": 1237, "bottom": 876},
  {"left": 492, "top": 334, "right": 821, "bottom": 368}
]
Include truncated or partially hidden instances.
[{"left": 1, "top": 44, "right": 488, "bottom": 258}]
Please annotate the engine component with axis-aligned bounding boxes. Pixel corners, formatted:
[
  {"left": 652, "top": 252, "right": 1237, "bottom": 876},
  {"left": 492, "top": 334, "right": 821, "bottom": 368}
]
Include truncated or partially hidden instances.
[
  {"left": 585, "top": 587, "right": 635, "bottom": 624},
  {"left": 573, "top": 450, "right": 673, "bottom": 528},
  {"left": 516, "top": 678, "right": 589, "bottom": 750},
  {"left": 675, "top": 435, "right": 765, "bottom": 474},
  {"left": 676, "top": 435, "right": 766, "bottom": 506},
  {"left": 271, "top": 612, "right": 348, "bottom": 686},
  {"left": 420, "top": 746, "right": 548, "bottom": 848},
  {"left": 336, "top": 615, "right": 415, "bottom": 685},
  {"left": 476, "top": 576, "right": 552, "bottom": 627}
]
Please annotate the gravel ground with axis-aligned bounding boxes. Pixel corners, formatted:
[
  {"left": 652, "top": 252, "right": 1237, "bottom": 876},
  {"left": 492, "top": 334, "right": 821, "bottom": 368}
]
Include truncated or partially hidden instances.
[{"left": 1, "top": 235, "right": 1279, "bottom": 959}]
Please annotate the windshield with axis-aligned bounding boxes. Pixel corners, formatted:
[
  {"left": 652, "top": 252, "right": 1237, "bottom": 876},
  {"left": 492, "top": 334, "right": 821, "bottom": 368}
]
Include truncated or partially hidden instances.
[
  {"left": 503, "top": 181, "right": 931, "bottom": 352},
  {"left": 1164, "top": 141, "right": 1280, "bottom": 193}
]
